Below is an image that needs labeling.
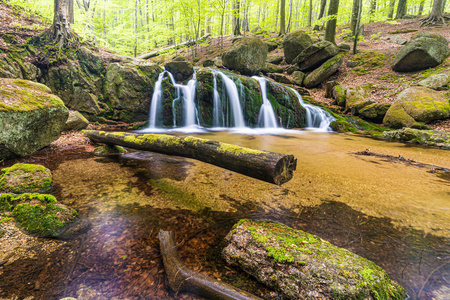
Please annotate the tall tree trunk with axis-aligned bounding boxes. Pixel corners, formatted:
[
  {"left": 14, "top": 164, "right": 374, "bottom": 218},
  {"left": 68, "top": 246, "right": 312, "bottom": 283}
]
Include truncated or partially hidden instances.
[
  {"left": 350, "top": 0, "right": 360, "bottom": 36},
  {"left": 53, "top": 0, "right": 73, "bottom": 49},
  {"left": 388, "top": 0, "right": 396, "bottom": 19},
  {"left": 422, "top": 0, "right": 447, "bottom": 25},
  {"left": 324, "top": 0, "right": 339, "bottom": 44},
  {"left": 134, "top": 0, "right": 138, "bottom": 57},
  {"left": 395, "top": 0, "right": 408, "bottom": 19},
  {"left": 286, "top": 0, "right": 293, "bottom": 32},
  {"left": 370, "top": 0, "right": 377, "bottom": 22},
  {"left": 318, "top": 0, "right": 327, "bottom": 19},
  {"left": 418, "top": 0, "right": 425, "bottom": 15},
  {"left": 279, "top": 0, "right": 286, "bottom": 35},
  {"left": 308, "top": 0, "right": 312, "bottom": 27},
  {"left": 232, "top": 1, "right": 241, "bottom": 35},
  {"left": 442, "top": 0, "right": 447, "bottom": 12},
  {"left": 353, "top": 0, "right": 362, "bottom": 54}
]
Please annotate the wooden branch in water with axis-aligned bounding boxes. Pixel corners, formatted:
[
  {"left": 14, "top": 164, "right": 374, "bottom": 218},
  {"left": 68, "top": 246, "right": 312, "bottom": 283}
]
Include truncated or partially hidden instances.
[
  {"left": 158, "top": 230, "right": 263, "bottom": 300},
  {"left": 83, "top": 130, "right": 297, "bottom": 185},
  {"left": 137, "top": 33, "right": 211, "bottom": 60}
]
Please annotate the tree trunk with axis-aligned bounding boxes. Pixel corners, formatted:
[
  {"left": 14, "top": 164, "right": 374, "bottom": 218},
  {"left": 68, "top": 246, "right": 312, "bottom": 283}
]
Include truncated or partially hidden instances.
[
  {"left": 395, "top": 0, "right": 407, "bottom": 19},
  {"left": 318, "top": 0, "right": 327, "bottom": 19},
  {"left": 350, "top": 0, "right": 360, "bottom": 36},
  {"left": 279, "top": 0, "right": 286, "bottom": 35},
  {"left": 158, "top": 230, "right": 263, "bottom": 300},
  {"left": 388, "top": 0, "right": 395, "bottom": 19},
  {"left": 286, "top": 0, "right": 293, "bottom": 32},
  {"left": 308, "top": 0, "right": 312, "bottom": 27},
  {"left": 422, "top": 0, "right": 447, "bottom": 25},
  {"left": 353, "top": 0, "right": 362, "bottom": 54},
  {"left": 325, "top": 0, "right": 340, "bottom": 44},
  {"left": 370, "top": 0, "right": 377, "bottom": 22},
  {"left": 53, "top": 0, "right": 73, "bottom": 49},
  {"left": 233, "top": 1, "right": 241, "bottom": 35},
  {"left": 83, "top": 131, "right": 297, "bottom": 185},
  {"left": 418, "top": 0, "right": 425, "bottom": 15}
]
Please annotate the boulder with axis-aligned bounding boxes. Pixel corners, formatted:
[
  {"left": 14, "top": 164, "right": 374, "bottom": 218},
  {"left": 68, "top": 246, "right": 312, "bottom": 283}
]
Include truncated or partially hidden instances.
[
  {"left": 282, "top": 31, "right": 313, "bottom": 64},
  {"left": 0, "top": 79, "right": 68, "bottom": 160},
  {"left": 268, "top": 73, "right": 293, "bottom": 85},
  {"left": 262, "top": 63, "right": 284, "bottom": 74},
  {"left": 222, "top": 36, "right": 268, "bottom": 75},
  {"left": 332, "top": 85, "right": 347, "bottom": 107},
  {"left": 417, "top": 73, "right": 449, "bottom": 90},
  {"left": 164, "top": 60, "right": 194, "bottom": 82},
  {"left": 77, "top": 46, "right": 106, "bottom": 75},
  {"left": 265, "top": 41, "right": 278, "bottom": 52},
  {"left": 202, "top": 59, "right": 215, "bottom": 67},
  {"left": 0, "top": 46, "right": 40, "bottom": 81},
  {"left": 338, "top": 43, "right": 351, "bottom": 51},
  {"left": 267, "top": 55, "right": 283, "bottom": 65},
  {"left": 387, "top": 36, "right": 408, "bottom": 45},
  {"left": 381, "top": 128, "right": 450, "bottom": 149},
  {"left": 303, "top": 54, "right": 344, "bottom": 88},
  {"left": 223, "top": 220, "right": 407, "bottom": 300},
  {"left": 359, "top": 103, "right": 391, "bottom": 122},
  {"left": 383, "top": 86, "right": 450, "bottom": 128},
  {"left": 345, "top": 83, "right": 372, "bottom": 112},
  {"left": 284, "top": 65, "right": 300, "bottom": 75},
  {"left": 64, "top": 111, "right": 89, "bottom": 131},
  {"left": 1, "top": 193, "right": 77, "bottom": 237},
  {"left": 0, "top": 163, "right": 52, "bottom": 194},
  {"left": 393, "top": 33, "right": 450, "bottom": 72},
  {"left": 293, "top": 41, "right": 340, "bottom": 71},
  {"left": 292, "top": 71, "right": 305, "bottom": 86}
]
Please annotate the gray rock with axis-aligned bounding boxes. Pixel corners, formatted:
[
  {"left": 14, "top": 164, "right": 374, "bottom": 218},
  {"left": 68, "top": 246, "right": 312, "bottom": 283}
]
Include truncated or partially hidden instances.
[
  {"left": 417, "top": 73, "right": 449, "bottom": 90},
  {"left": 202, "top": 59, "right": 215, "bottom": 67},
  {"left": 388, "top": 35, "right": 408, "bottom": 45},
  {"left": 359, "top": 103, "right": 391, "bottom": 122},
  {"left": 223, "top": 220, "right": 407, "bottom": 300},
  {"left": 393, "top": 33, "right": 450, "bottom": 72},
  {"left": 164, "top": 60, "right": 194, "bottom": 82},
  {"left": 262, "top": 63, "right": 284, "bottom": 74},
  {"left": 383, "top": 86, "right": 450, "bottom": 128},
  {"left": 345, "top": 83, "right": 372, "bottom": 112},
  {"left": 284, "top": 65, "right": 300, "bottom": 75},
  {"left": 293, "top": 40, "right": 340, "bottom": 71},
  {"left": 332, "top": 85, "right": 347, "bottom": 107},
  {"left": 78, "top": 46, "right": 105, "bottom": 75},
  {"left": 222, "top": 36, "right": 268, "bottom": 75},
  {"left": 338, "top": 43, "right": 351, "bottom": 51},
  {"left": 303, "top": 54, "right": 344, "bottom": 88},
  {"left": 282, "top": 31, "right": 313, "bottom": 64},
  {"left": 64, "top": 111, "right": 89, "bottom": 131},
  {"left": 381, "top": 128, "right": 450, "bottom": 149},
  {"left": 268, "top": 73, "right": 293, "bottom": 85},
  {"left": 0, "top": 79, "right": 68, "bottom": 160},
  {"left": 265, "top": 41, "right": 278, "bottom": 52},
  {"left": 267, "top": 55, "right": 283, "bottom": 65},
  {"left": 291, "top": 71, "right": 305, "bottom": 86}
]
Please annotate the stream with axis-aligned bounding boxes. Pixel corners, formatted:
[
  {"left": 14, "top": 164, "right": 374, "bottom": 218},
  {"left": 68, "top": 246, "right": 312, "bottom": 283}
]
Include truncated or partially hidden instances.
[{"left": 0, "top": 131, "right": 449, "bottom": 299}]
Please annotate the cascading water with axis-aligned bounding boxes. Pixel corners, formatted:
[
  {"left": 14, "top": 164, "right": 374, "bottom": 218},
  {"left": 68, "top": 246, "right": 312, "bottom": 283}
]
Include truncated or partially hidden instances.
[
  {"left": 148, "top": 71, "right": 166, "bottom": 128},
  {"left": 252, "top": 76, "right": 279, "bottom": 128},
  {"left": 216, "top": 71, "right": 246, "bottom": 128},
  {"left": 166, "top": 71, "right": 199, "bottom": 127}
]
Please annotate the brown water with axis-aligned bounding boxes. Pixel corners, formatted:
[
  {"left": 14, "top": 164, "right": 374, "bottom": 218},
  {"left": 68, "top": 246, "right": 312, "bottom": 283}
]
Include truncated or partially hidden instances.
[{"left": 1, "top": 131, "right": 449, "bottom": 299}]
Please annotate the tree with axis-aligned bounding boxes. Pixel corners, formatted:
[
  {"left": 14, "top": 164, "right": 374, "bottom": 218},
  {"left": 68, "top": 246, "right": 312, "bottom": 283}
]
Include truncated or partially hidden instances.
[
  {"left": 232, "top": 0, "right": 241, "bottom": 35},
  {"left": 369, "top": 0, "right": 377, "bottom": 22},
  {"left": 350, "top": 0, "right": 361, "bottom": 36},
  {"left": 53, "top": 0, "right": 75, "bottom": 49},
  {"left": 325, "top": 0, "right": 340, "bottom": 44},
  {"left": 421, "top": 0, "right": 449, "bottom": 26},
  {"left": 353, "top": 0, "right": 362, "bottom": 54},
  {"left": 279, "top": 0, "right": 286, "bottom": 35},
  {"left": 395, "top": 0, "right": 407, "bottom": 19},
  {"left": 318, "top": 0, "right": 327, "bottom": 20},
  {"left": 387, "top": 0, "right": 395, "bottom": 19}
]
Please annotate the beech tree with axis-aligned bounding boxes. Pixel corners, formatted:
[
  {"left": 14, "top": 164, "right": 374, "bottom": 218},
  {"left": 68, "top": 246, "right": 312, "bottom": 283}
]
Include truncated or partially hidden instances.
[
  {"left": 325, "top": 0, "right": 340, "bottom": 44},
  {"left": 279, "top": 0, "right": 286, "bottom": 35},
  {"left": 53, "top": 0, "right": 75, "bottom": 48},
  {"left": 422, "top": 0, "right": 449, "bottom": 25},
  {"left": 395, "top": 0, "right": 407, "bottom": 19}
]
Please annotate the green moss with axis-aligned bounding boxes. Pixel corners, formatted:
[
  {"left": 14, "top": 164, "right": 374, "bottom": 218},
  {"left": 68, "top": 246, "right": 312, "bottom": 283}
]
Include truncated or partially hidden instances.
[
  {"left": 184, "top": 136, "right": 209, "bottom": 145},
  {"left": 218, "top": 143, "right": 264, "bottom": 155},
  {"left": 388, "top": 29, "right": 417, "bottom": 34},
  {"left": 0, "top": 163, "right": 52, "bottom": 193},
  {"left": 349, "top": 51, "right": 387, "bottom": 76}
]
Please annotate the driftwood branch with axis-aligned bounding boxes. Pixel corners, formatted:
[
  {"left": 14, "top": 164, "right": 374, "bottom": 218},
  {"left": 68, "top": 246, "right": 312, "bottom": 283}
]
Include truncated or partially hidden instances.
[
  {"left": 158, "top": 230, "right": 263, "bottom": 300},
  {"left": 83, "top": 131, "right": 297, "bottom": 185},
  {"left": 137, "top": 33, "right": 211, "bottom": 60}
]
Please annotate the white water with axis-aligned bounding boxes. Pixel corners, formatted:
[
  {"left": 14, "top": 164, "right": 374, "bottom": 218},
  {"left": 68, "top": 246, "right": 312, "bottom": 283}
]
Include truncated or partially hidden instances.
[
  {"left": 148, "top": 71, "right": 166, "bottom": 128},
  {"left": 216, "top": 71, "right": 246, "bottom": 128},
  {"left": 252, "top": 76, "right": 279, "bottom": 128}
]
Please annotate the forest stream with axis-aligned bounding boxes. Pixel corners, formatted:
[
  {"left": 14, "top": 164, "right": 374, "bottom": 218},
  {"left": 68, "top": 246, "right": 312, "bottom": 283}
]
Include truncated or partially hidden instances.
[{"left": 0, "top": 131, "right": 449, "bottom": 300}]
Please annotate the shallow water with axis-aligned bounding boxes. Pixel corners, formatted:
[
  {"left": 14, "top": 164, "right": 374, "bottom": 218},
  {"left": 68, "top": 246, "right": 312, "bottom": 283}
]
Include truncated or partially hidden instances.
[{"left": 1, "top": 131, "right": 449, "bottom": 299}]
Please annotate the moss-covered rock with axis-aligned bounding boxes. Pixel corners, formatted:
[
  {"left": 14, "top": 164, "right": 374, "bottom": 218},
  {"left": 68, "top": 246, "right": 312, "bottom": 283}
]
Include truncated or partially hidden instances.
[
  {"left": 164, "top": 60, "right": 194, "bottom": 82},
  {"left": 347, "top": 51, "right": 388, "bottom": 76},
  {"left": 94, "top": 145, "right": 128, "bottom": 155},
  {"left": 303, "top": 53, "right": 344, "bottom": 88},
  {"left": 222, "top": 36, "right": 268, "bottom": 75},
  {"left": 262, "top": 63, "right": 284, "bottom": 74},
  {"left": 359, "top": 103, "right": 391, "bottom": 122},
  {"left": 417, "top": 73, "right": 450, "bottom": 90},
  {"left": 293, "top": 40, "right": 340, "bottom": 71},
  {"left": 332, "top": 84, "right": 347, "bottom": 107},
  {"left": 345, "top": 83, "right": 373, "bottom": 112},
  {"left": 265, "top": 41, "right": 278, "bottom": 52},
  {"left": 381, "top": 127, "right": 450, "bottom": 149},
  {"left": 64, "top": 110, "right": 89, "bottom": 131},
  {"left": 224, "top": 220, "right": 407, "bottom": 300},
  {"left": 282, "top": 31, "right": 313, "bottom": 64},
  {"left": 0, "top": 163, "right": 52, "bottom": 194},
  {"left": 266, "top": 55, "right": 283, "bottom": 65},
  {"left": 268, "top": 73, "right": 293, "bottom": 85},
  {"left": 393, "top": 33, "right": 450, "bottom": 72},
  {"left": 0, "top": 193, "right": 77, "bottom": 237},
  {"left": 383, "top": 86, "right": 450, "bottom": 129},
  {"left": 292, "top": 71, "right": 305, "bottom": 86},
  {"left": 0, "top": 78, "right": 68, "bottom": 160}
]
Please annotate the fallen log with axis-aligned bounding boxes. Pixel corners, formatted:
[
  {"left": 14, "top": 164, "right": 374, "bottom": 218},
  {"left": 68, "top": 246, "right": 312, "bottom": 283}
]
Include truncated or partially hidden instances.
[
  {"left": 137, "top": 33, "right": 211, "bottom": 60},
  {"left": 158, "top": 229, "right": 263, "bottom": 300},
  {"left": 83, "top": 131, "right": 296, "bottom": 185}
]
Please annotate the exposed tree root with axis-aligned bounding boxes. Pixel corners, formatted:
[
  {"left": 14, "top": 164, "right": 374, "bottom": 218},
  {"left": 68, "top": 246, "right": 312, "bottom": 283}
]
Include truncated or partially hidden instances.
[{"left": 420, "top": 15, "right": 450, "bottom": 27}]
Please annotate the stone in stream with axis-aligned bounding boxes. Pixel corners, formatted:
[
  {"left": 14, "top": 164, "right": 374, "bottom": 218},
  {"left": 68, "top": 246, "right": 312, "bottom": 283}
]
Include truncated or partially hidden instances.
[
  {"left": 0, "top": 163, "right": 52, "bottom": 194},
  {"left": 223, "top": 220, "right": 407, "bottom": 300}
]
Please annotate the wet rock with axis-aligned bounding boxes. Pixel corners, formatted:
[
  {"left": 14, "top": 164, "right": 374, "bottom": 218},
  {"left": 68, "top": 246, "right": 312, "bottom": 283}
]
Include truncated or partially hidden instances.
[
  {"left": 417, "top": 73, "right": 449, "bottom": 90},
  {"left": 293, "top": 40, "right": 340, "bottom": 71},
  {"left": 262, "top": 63, "right": 284, "bottom": 74},
  {"left": 359, "top": 103, "right": 391, "bottom": 122},
  {"left": 393, "top": 33, "right": 450, "bottom": 72},
  {"left": 332, "top": 84, "right": 347, "bottom": 107},
  {"left": 268, "top": 73, "right": 293, "bottom": 85},
  {"left": 0, "top": 163, "right": 52, "bottom": 194},
  {"left": 283, "top": 31, "right": 313, "bottom": 64},
  {"left": 267, "top": 55, "right": 283, "bottom": 65},
  {"left": 1, "top": 193, "right": 77, "bottom": 237},
  {"left": 383, "top": 86, "right": 450, "bottom": 129},
  {"left": 291, "top": 71, "right": 305, "bottom": 86},
  {"left": 0, "top": 78, "right": 68, "bottom": 160},
  {"left": 223, "top": 220, "right": 407, "bottom": 300},
  {"left": 222, "top": 36, "right": 268, "bottom": 75},
  {"left": 94, "top": 145, "right": 128, "bottom": 156},
  {"left": 202, "top": 58, "right": 215, "bottom": 67},
  {"left": 345, "top": 83, "right": 372, "bottom": 112},
  {"left": 57, "top": 218, "right": 92, "bottom": 240},
  {"left": 303, "top": 53, "right": 344, "bottom": 88},
  {"left": 164, "top": 60, "right": 194, "bottom": 82},
  {"left": 64, "top": 111, "right": 89, "bottom": 131},
  {"left": 381, "top": 128, "right": 450, "bottom": 149}
]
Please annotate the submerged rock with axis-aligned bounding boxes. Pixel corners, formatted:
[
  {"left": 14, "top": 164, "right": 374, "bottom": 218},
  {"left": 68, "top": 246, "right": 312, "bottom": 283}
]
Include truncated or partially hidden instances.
[
  {"left": 0, "top": 163, "right": 52, "bottom": 194},
  {"left": 0, "top": 193, "right": 77, "bottom": 237},
  {"left": 0, "top": 78, "right": 68, "bottom": 160},
  {"left": 94, "top": 145, "right": 127, "bottom": 156},
  {"left": 222, "top": 36, "right": 268, "bottom": 75},
  {"left": 383, "top": 86, "right": 450, "bottom": 129},
  {"left": 223, "top": 220, "right": 407, "bottom": 300}
]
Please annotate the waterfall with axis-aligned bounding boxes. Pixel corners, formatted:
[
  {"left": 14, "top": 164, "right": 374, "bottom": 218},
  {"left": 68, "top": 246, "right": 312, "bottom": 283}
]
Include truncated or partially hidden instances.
[
  {"left": 216, "top": 71, "right": 246, "bottom": 128},
  {"left": 252, "top": 76, "right": 279, "bottom": 128},
  {"left": 290, "top": 88, "right": 335, "bottom": 131},
  {"left": 148, "top": 71, "right": 166, "bottom": 128}
]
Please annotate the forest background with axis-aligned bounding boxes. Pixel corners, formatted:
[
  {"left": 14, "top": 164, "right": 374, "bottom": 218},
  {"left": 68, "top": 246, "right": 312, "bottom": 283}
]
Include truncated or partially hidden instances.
[{"left": 5, "top": 0, "right": 447, "bottom": 57}]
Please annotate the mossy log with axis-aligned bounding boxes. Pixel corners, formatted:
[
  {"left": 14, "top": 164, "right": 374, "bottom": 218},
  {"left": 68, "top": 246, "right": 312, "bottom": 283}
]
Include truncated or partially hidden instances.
[
  {"left": 158, "top": 230, "right": 263, "bottom": 300},
  {"left": 83, "top": 130, "right": 296, "bottom": 185}
]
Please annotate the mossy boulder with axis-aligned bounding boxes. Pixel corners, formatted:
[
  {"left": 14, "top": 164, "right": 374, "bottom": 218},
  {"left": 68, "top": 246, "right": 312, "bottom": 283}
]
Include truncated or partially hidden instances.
[
  {"left": 345, "top": 83, "right": 373, "bottom": 112},
  {"left": 359, "top": 103, "right": 391, "bottom": 122},
  {"left": 0, "top": 78, "right": 68, "bottom": 160},
  {"left": 265, "top": 41, "right": 278, "bottom": 52},
  {"left": 417, "top": 73, "right": 450, "bottom": 90},
  {"left": 64, "top": 111, "right": 89, "bottom": 131},
  {"left": 267, "top": 55, "right": 283, "bottom": 65},
  {"left": 94, "top": 145, "right": 128, "bottom": 155},
  {"left": 383, "top": 86, "right": 450, "bottom": 129},
  {"left": 293, "top": 40, "right": 340, "bottom": 71},
  {"left": 282, "top": 31, "right": 313, "bottom": 64},
  {"left": 1, "top": 193, "right": 77, "bottom": 237},
  {"left": 381, "top": 128, "right": 450, "bottom": 149},
  {"left": 303, "top": 53, "right": 344, "bottom": 88},
  {"left": 77, "top": 46, "right": 105, "bottom": 75},
  {"left": 262, "top": 63, "right": 284, "bottom": 74},
  {"left": 332, "top": 84, "right": 347, "bottom": 107},
  {"left": 164, "top": 60, "right": 194, "bottom": 82},
  {"left": 222, "top": 36, "right": 268, "bottom": 75},
  {"left": 292, "top": 71, "right": 305, "bottom": 86},
  {"left": 0, "top": 163, "right": 52, "bottom": 194},
  {"left": 268, "top": 73, "right": 293, "bottom": 85},
  {"left": 224, "top": 220, "right": 407, "bottom": 300},
  {"left": 0, "top": 46, "right": 40, "bottom": 80},
  {"left": 393, "top": 33, "right": 450, "bottom": 72}
]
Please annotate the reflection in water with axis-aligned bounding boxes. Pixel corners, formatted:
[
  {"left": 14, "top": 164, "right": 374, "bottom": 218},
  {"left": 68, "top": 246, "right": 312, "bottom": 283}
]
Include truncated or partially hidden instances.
[{"left": 0, "top": 132, "right": 448, "bottom": 299}]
